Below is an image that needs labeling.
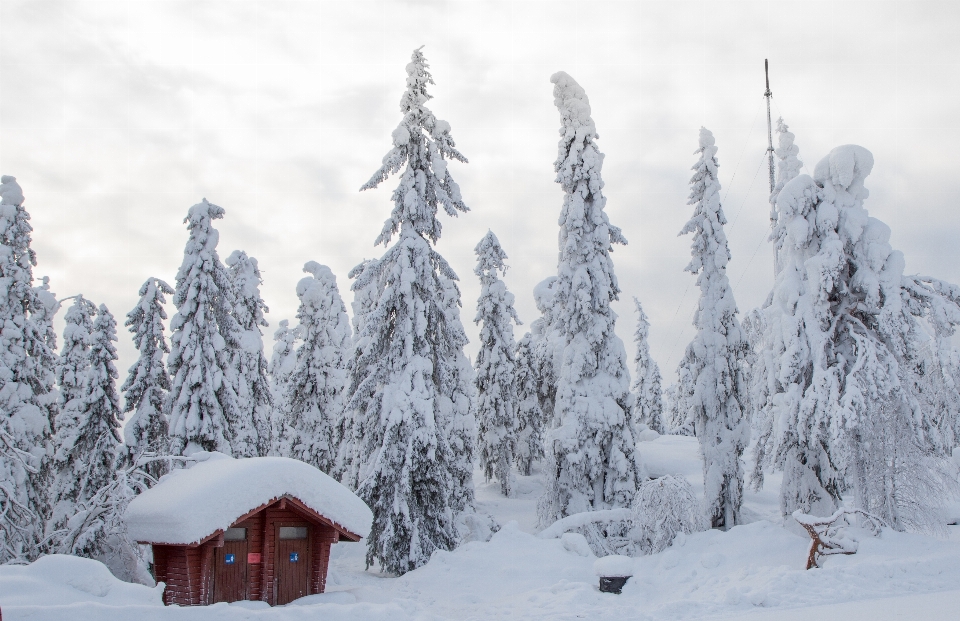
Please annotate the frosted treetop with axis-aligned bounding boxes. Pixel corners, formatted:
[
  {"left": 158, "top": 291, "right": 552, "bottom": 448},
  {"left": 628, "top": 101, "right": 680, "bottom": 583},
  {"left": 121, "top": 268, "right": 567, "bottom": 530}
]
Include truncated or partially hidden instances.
[{"left": 361, "top": 47, "right": 468, "bottom": 247}]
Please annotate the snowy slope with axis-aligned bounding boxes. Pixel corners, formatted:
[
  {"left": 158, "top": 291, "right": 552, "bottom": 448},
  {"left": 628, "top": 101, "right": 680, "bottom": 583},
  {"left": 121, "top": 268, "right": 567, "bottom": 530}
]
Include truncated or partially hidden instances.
[{"left": 5, "top": 436, "right": 960, "bottom": 620}]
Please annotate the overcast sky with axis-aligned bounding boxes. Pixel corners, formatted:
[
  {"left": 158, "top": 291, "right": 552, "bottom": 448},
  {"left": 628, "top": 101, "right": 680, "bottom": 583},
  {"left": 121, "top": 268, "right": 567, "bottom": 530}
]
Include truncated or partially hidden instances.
[{"left": 2, "top": 0, "right": 960, "bottom": 400}]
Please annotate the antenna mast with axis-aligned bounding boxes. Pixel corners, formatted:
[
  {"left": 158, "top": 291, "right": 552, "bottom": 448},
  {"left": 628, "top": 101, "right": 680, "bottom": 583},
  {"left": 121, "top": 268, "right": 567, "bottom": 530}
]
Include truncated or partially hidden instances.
[
  {"left": 764, "top": 59, "right": 779, "bottom": 276},
  {"left": 764, "top": 59, "right": 774, "bottom": 195}
]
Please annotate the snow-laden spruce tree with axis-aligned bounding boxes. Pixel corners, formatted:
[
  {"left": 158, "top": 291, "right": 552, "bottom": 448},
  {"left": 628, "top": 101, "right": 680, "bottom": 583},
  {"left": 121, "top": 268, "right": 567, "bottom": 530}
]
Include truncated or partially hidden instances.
[
  {"left": 267, "top": 319, "right": 298, "bottom": 456},
  {"left": 676, "top": 128, "right": 749, "bottom": 529},
  {"left": 50, "top": 304, "right": 123, "bottom": 543},
  {"left": 58, "top": 296, "right": 97, "bottom": 410},
  {"left": 225, "top": 250, "right": 272, "bottom": 457},
  {"left": 0, "top": 176, "right": 59, "bottom": 562},
  {"left": 337, "top": 258, "right": 380, "bottom": 487},
  {"left": 473, "top": 230, "right": 521, "bottom": 496},
  {"left": 662, "top": 382, "right": 692, "bottom": 436},
  {"left": 120, "top": 277, "right": 173, "bottom": 480},
  {"left": 514, "top": 333, "right": 544, "bottom": 476},
  {"left": 631, "top": 298, "right": 664, "bottom": 434},
  {"left": 751, "top": 144, "right": 960, "bottom": 526},
  {"left": 538, "top": 72, "right": 642, "bottom": 524},
  {"left": 438, "top": 273, "right": 477, "bottom": 514},
  {"left": 769, "top": 118, "right": 804, "bottom": 274},
  {"left": 531, "top": 277, "right": 559, "bottom": 425},
  {"left": 167, "top": 199, "right": 241, "bottom": 456},
  {"left": 282, "top": 262, "right": 351, "bottom": 477},
  {"left": 349, "top": 47, "right": 474, "bottom": 574}
]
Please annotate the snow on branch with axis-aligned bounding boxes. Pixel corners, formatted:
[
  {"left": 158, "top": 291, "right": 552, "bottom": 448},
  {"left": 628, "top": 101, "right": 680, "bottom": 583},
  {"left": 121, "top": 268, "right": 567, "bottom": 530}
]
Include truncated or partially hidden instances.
[
  {"left": 538, "top": 509, "right": 634, "bottom": 540},
  {"left": 792, "top": 508, "right": 886, "bottom": 570}
]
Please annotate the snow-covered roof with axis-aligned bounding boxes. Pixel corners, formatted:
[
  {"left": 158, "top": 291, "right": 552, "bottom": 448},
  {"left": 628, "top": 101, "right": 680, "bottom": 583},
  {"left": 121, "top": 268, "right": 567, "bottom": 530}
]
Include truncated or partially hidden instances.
[{"left": 125, "top": 453, "right": 372, "bottom": 545}]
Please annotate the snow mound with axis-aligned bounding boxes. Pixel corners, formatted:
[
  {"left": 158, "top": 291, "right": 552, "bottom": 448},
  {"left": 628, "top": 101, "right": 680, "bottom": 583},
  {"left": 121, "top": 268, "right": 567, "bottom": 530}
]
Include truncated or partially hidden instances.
[
  {"left": 594, "top": 555, "right": 634, "bottom": 577},
  {"left": 125, "top": 453, "right": 372, "bottom": 544},
  {"left": 0, "top": 554, "right": 163, "bottom": 607}
]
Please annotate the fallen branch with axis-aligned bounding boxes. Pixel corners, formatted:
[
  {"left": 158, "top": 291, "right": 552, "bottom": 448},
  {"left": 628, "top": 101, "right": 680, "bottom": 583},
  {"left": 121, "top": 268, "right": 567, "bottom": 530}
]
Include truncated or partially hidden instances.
[{"left": 792, "top": 508, "right": 886, "bottom": 569}]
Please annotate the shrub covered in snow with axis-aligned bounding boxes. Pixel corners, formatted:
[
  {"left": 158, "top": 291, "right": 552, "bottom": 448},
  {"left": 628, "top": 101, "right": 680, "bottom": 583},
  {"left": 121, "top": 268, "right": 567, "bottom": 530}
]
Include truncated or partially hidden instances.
[{"left": 630, "top": 475, "right": 707, "bottom": 555}]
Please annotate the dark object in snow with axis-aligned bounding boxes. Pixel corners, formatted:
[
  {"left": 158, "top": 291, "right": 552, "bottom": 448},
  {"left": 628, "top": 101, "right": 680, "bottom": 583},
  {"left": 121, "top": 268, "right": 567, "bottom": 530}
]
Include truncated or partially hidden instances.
[
  {"left": 599, "top": 576, "right": 630, "bottom": 594},
  {"left": 793, "top": 508, "right": 885, "bottom": 569}
]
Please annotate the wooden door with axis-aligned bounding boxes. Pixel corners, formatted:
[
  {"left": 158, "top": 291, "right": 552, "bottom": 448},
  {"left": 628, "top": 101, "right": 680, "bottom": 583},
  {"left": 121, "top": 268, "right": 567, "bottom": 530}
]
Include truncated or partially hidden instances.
[
  {"left": 275, "top": 524, "right": 311, "bottom": 605},
  {"left": 213, "top": 527, "right": 248, "bottom": 603}
]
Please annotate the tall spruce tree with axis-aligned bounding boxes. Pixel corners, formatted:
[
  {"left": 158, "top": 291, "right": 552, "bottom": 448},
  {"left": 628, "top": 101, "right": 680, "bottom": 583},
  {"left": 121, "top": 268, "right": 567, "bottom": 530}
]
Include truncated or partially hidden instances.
[
  {"left": 338, "top": 258, "right": 381, "bottom": 488},
  {"left": 538, "top": 72, "right": 641, "bottom": 524},
  {"left": 677, "top": 128, "right": 749, "bottom": 530},
  {"left": 751, "top": 144, "right": 960, "bottom": 527},
  {"left": 282, "top": 262, "right": 351, "bottom": 477},
  {"left": 58, "top": 296, "right": 96, "bottom": 410},
  {"left": 769, "top": 118, "right": 803, "bottom": 274},
  {"left": 50, "top": 304, "right": 123, "bottom": 544},
  {"left": 631, "top": 298, "right": 664, "bottom": 434},
  {"left": 225, "top": 250, "right": 272, "bottom": 457},
  {"left": 473, "top": 231, "right": 521, "bottom": 496},
  {"left": 350, "top": 47, "right": 474, "bottom": 574},
  {"left": 167, "top": 199, "right": 241, "bottom": 456},
  {"left": 268, "top": 319, "right": 298, "bottom": 456},
  {"left": 0, "top": 176, "right": 58, "bottom": 562},
  {"left": 121, "top": 277, "right": 174, "bottom": 479},
  {"left": 514, "top": 333, "right": 544, "bottom": 476},
  {"left": 530, "top": 277, "right": 559, "bottom": 428}
]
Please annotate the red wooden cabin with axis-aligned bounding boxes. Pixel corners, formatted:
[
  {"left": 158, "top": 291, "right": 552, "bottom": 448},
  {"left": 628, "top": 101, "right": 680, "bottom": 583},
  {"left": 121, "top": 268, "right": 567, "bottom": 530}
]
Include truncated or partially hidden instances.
[{"left": 125, "top": 454, "right": 371, "bottom": 606}]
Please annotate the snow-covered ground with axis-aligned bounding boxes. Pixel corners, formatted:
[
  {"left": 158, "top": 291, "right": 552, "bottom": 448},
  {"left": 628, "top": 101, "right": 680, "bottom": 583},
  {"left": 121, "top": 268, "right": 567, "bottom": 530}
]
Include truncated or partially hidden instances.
[{"left": 4, "top": 435, "right": 960, "bottom": 620}]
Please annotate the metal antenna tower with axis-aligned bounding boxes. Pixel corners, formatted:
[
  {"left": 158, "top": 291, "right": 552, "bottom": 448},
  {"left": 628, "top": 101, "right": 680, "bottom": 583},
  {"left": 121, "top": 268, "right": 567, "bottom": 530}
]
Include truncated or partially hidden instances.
[{"left": 765, "top": 59, "right": 779, "bottom": 276}]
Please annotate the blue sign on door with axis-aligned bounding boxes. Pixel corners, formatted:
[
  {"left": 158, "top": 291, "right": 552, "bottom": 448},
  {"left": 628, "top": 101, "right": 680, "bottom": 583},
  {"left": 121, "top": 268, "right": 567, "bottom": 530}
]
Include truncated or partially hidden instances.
[
  {"left": 224, "top": 554, "right": 235, "bottom": 565},
  {"left": 289, "top": 552, "right": 299, "bottom": 563}
]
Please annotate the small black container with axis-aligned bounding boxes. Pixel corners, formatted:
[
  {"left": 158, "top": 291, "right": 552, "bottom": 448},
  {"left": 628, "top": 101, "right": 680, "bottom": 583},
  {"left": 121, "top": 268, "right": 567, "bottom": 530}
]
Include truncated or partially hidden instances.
[{"left": 599, "top": 575, "right": 630, "bottom": 594}]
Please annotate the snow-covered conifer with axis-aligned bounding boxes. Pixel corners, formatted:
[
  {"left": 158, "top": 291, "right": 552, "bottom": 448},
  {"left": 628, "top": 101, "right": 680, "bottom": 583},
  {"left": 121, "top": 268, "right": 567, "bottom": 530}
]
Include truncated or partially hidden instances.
[
  {"left": 167, "top": 199, "right": 241, "bottom": 456},
  {"left": 514, "top": 333, "right": 544, "bottom": 476},
  {"left": 663, "top": 382, "right": 692, "bottom": 436},
  {"left": 267, "top": 319, "right": 298, "bottom": 455},
  {"left": 439, "top": 274, "right": 477, "bottom": 514},
  {"left": 751, "top": 145, "right": 956, "bottom": 523},
  {"left": 337, "top": 258, "right": 380, "bottom": 488},
  {"left": 282, "top": 262, "right": 351, "bottom": 477},
  {"left": 120, "top": 277, "right": 173, "bottom": 479},
  {"left": 677, "top": 128, "right": 749, "bottom": 529},
  {"left": 528, "top": 277, "right": 559, "bottom": 436},
  {"left": 0, "top": 176, "right": 58, "bottom": 562},
  {"left": 225, "top": 250, "right": 272, "bottom": 457},
  {"left": 50, "top": 304, "right": 123, "bottom": 542},
  {"left": 630, "top": 298, "right": 664, "bottom": 434},
  {"left": 350, "top": 48, "right": 474, "bottom": 574},
  {"left": 769, "top": 118, "right": 803, "bottom": 273},
  {"left": 58, "top": 296, "right": 96, "bottom": 410},
  {"left": 538, "top": 72, "right": 641, "bottom": 524},
  {"left": 473, "top": 231, "right": 521, "bottom": 496}
]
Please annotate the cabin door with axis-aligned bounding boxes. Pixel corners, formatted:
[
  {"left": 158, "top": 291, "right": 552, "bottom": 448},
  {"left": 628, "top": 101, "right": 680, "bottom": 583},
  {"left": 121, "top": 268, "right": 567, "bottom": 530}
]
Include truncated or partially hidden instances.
[
  {"left": 275, "top": 524, "right": 311, "bottom": 605},
  {"left": 213, "top": 527, "right": 249, "bottom": 602}
]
